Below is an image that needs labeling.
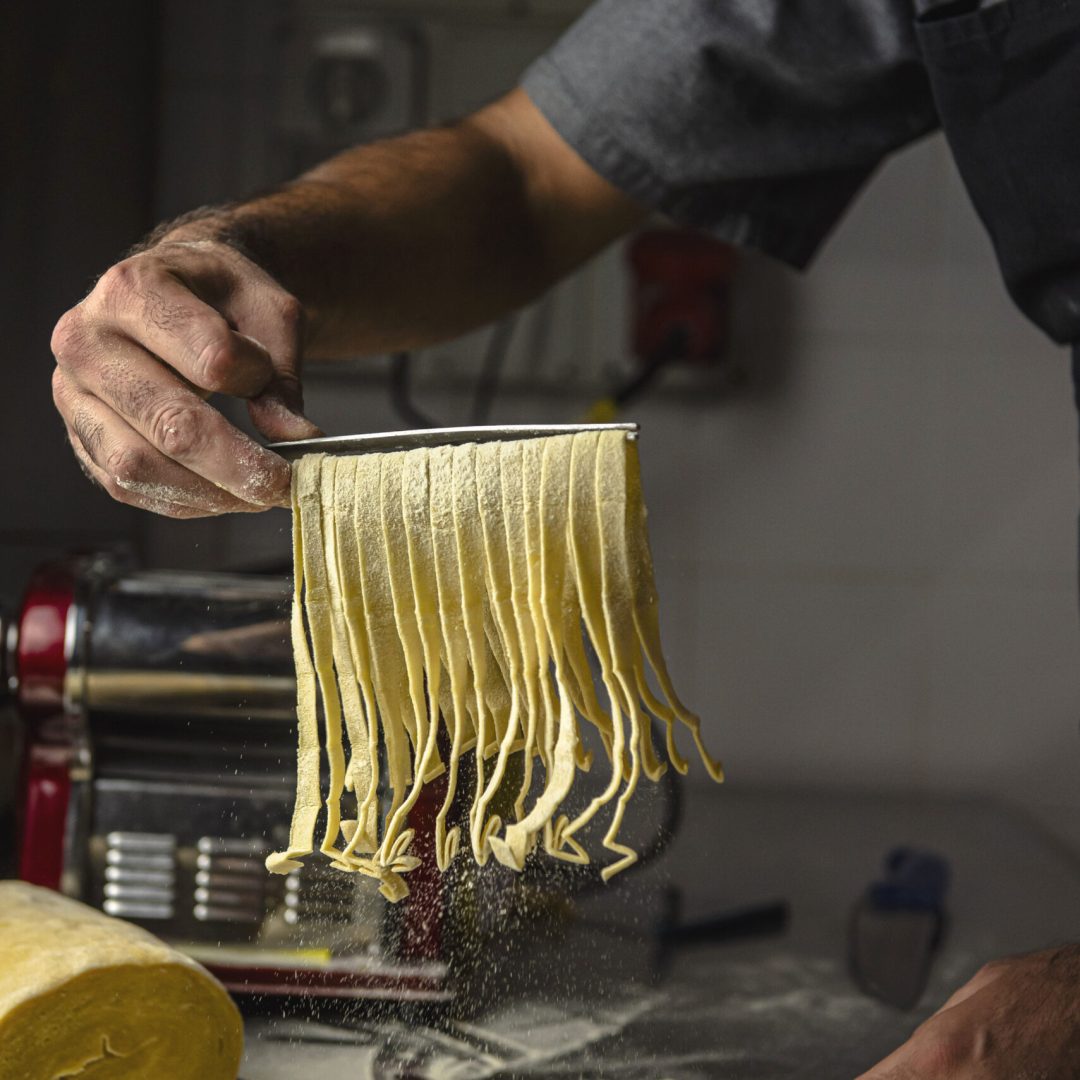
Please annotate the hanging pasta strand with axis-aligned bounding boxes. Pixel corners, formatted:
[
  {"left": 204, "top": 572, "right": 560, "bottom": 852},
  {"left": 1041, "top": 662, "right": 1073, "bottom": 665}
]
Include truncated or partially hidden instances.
[
  {"left": 520, "top": 438, "right": 561, "bottom": 776},
  {"left": 298, "top": 457, "right": 349, "bottom": 863},
  {"left": 557, "top": 432, "right": 634, "bottom": 859},
  {"left": 320, "top": 457, "right": 376, "bottom": 860},
  {"left": 594, "top": 431, "right": 651, "bottom": 880},
  {"left": 595, "top": 432, "right": 666, "bottom": 784},
  {"left": 471, "top": 441, "right": 529, "bottom": 867},
  {"left": 352, "top": 454, "right": 411, "bottom": 803},
  {"left": 351, "top": 454, "right": 418, "bottom": 899},
  {"left": 429, "top": 445, "right": 471, "bottom": 871},
  {"left": 271, "top": 430, "right": 722, "bottom": 899},
  {"left": 497, "top": 440, "right": 552, "bottom": 829},
  {"left": 514, "top": 435, "right": 588, "bottom": 866},
  {"left": 372, "top": 449, "right": 448, "bottom": 880},
  {"left": 450, "top": 444, "right": 504, "bottom": 863},
  {"left": 265, "top": 461, "right": 322, "bottom": 875},
  {"left": 331, "top": 456, "right": 380, "bottom": 858}
]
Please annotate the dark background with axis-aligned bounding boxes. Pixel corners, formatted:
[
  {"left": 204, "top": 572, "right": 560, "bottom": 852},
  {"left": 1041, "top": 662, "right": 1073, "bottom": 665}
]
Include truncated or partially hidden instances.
[{"left": 1, "top": 1, "right": 161, "bottom": 872}]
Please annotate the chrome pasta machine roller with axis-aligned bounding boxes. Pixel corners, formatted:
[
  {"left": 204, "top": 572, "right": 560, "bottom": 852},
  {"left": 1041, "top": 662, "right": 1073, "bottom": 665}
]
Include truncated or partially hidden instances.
[{"left": 2, "top": 424, "right": 639, "bottom": 1006}]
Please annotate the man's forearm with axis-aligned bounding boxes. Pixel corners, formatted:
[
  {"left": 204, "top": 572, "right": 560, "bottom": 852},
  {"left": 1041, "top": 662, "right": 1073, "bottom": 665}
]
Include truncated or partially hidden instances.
[
  {"left": 160, "top": 91, "right": 644, "bottom": 359},
  {"left": 50, "top": 90, "right": 643, "bottom": 518}
]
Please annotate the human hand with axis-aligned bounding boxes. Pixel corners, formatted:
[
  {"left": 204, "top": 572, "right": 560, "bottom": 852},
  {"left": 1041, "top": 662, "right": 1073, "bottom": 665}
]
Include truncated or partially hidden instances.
[
  {"left": 857, "top": 944, "right": 1080, "bottom": 1079},
  {"left": 51, "top": 236, "right": 322, "bottom": 517}
]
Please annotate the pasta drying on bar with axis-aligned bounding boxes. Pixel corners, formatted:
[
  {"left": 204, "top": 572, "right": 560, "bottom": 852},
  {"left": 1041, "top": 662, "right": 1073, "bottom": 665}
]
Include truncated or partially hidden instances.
[{"left": 267, "top": 430, "right": 722, "bottom": 900}]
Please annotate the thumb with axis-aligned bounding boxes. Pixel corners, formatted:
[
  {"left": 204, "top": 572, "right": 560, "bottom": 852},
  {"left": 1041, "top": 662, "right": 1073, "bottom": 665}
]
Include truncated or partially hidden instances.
[{"left": 247, "top": 375, "right": 323, "bottom": 443}]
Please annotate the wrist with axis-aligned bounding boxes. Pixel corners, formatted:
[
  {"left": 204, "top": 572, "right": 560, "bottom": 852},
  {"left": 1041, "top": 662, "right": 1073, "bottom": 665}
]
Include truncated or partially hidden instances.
[
  {"left": 128, "top": 205, "right": 270, "bottom": 277},
  {"left": 129, "top": 203, "right": 228, "bottom": 251}
]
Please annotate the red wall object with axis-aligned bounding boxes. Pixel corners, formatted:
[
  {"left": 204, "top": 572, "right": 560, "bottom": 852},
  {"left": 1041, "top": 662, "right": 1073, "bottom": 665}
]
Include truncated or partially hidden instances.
[{"left": 628, "top": 230, "right": 737, "bottom": 366}]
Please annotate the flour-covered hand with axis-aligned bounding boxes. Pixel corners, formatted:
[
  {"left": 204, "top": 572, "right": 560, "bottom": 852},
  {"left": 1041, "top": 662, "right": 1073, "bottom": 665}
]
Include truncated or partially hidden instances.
[{"left": 51, "top": 235, "right": 320, "bottom": 518}]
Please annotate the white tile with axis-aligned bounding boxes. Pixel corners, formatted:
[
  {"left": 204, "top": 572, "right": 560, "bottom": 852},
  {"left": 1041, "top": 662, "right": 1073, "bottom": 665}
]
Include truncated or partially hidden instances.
[
  {"left": 1019, "top": 801, "right": 1080, "bottom": 859},
  {"left": 825, "top": 133, "right": 950, "bottom": 267},
  {"left": 687, "top": 339, "right": 941, "bottom": 574},
  {"left": 690, "top": 577, "right": 930, "bottom": 788},
  {"left": 649, "top": 554, "right": 702, "bottom": 712},
  {"left": 784, "top": 254, "right": 942, "bottom": 350},
  {"left": 429, "top": 20, "right": 565, "bottom": 120},
  {"left": 926, "top": 339, "right": 1077, "bottom": 586},
  {"left": 925, "top": 584, "right": 1080, "bottom": 798}
]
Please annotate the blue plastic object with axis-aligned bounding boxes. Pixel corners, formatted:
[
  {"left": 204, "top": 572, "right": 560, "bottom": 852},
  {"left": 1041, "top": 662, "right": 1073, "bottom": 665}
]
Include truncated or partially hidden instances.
[{"left": 867, "top": 847, "right": 950, "bottom": 913}]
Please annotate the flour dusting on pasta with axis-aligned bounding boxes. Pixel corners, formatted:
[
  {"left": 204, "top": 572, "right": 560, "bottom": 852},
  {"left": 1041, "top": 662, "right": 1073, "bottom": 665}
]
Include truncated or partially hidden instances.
[{"left": 267, "top": 430, "right": 722, "bottom": 900}]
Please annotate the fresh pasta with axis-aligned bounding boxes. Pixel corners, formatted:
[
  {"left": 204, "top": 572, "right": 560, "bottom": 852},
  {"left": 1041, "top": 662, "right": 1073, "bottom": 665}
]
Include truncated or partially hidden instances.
[
  {"left": 267, "top": 430, "right": 723, "bottom": 900},
  {"left": 0, "top": 883, "right": 243, "bottom": 1080}
]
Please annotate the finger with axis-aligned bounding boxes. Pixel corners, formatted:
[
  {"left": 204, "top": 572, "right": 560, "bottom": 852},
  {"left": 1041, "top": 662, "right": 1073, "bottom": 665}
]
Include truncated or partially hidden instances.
[
  {"left": 198, "top": 255, "right": 322, "bottom": 437},
  {"left": 247, "top": 380, "right": 324, "bottom": 442},
  {"left": 56, "top": 335, "right": 292, "bottom": 508},
  {"left": 64, "top": 422, "right": 215, "bottom": 520},
  {"left": 57, "top": 372, "right": 258, "bottom": 515},
  {"left": 156, "top": 239, "right": 308, "bottom": 385},
  {"left": 54, "top": 370, "right": 268, "bottom": 516},
  {"left": 929, "top": 961, "right": 1008, "bottom": 1019},
  {"left": 855, "top": 1043, "right": 933, "bottom": 1080},
  {"left": 172, "top": 260, "right": 322, "bottom": 441},
  {"left": 205, "top": 255, "right": 305, "bottom": 379},
  {"left": 120, "top": 243, "right": 319, "bottom": 436},
  {"left": 856, "top": 1065, "right": 922, "bottom": 1080},
  {"left": 89, "top": 260, "right": 278, "bottom": 398}
]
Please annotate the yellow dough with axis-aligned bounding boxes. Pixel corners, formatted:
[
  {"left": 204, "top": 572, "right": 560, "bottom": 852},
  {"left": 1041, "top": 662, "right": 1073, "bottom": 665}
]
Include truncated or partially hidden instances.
[
  {"left": 268, "top": 430, "right": 722, "bottom": 899},
  {"left": 0, "top": 881, "right": 242, "bottom": 1079},
  {"left": 264, "top": 464, "right": 322, "bottom": 876}
]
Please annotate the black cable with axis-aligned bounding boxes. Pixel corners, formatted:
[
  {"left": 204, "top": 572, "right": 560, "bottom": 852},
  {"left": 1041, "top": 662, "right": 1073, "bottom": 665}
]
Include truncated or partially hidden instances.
[
  {"left": 470, "top": 316, "right": 518, "bottom": 424},
  {"left": 389, "top": 351, "right": 439, "bottom": 429},
  {"left": 611, "top": 325, "right": 689, "bottom": 408}
]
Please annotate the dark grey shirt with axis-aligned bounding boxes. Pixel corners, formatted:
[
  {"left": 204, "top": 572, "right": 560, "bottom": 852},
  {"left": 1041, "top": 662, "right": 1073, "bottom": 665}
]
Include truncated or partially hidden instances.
[{"left": 522, "top": 0, "right": 945, "bottom": 268}]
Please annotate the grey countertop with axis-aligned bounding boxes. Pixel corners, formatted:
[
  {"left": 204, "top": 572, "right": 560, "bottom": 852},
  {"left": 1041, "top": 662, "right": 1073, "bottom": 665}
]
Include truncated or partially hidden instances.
[{"left": 241, "top": 785, "right": 1080, "bottom": 1079}]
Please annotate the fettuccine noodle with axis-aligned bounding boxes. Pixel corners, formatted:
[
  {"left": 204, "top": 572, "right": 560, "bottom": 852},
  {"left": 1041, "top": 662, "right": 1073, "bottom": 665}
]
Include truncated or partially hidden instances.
[{"left": 267, "top": 430, "right": 722, "bottom": 899}]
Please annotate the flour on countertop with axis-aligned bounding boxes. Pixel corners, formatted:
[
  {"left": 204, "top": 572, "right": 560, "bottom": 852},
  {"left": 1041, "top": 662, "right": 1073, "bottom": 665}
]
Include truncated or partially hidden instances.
[{"left": 242, "top": 948, "right": 967, "bottom": 1078}]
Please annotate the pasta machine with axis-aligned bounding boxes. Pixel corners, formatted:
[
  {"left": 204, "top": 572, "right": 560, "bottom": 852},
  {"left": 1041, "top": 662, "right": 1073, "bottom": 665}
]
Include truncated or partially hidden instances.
[{"left": 3, "top": 551, "right": 456, "bottom": 1004}]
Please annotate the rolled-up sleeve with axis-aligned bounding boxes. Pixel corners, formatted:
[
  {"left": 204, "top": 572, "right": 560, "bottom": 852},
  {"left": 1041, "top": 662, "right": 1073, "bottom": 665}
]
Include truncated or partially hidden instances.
[{"left": 522, "top": 0, "right": 939, "bottom": 267}]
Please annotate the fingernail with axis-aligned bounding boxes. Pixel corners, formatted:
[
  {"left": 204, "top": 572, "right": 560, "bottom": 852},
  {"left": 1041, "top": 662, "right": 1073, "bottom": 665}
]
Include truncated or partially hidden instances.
[{"left": 250, "top": 390, "right": 323, "bottom": 441}]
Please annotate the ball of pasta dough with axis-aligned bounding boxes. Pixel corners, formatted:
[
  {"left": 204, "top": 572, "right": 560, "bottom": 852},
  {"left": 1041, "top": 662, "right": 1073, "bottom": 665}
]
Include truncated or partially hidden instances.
[{"left": 0, "top": 881, "right": 243, "bottom": 1079}]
